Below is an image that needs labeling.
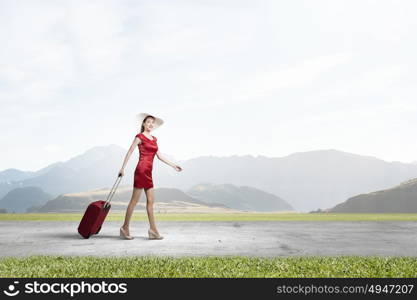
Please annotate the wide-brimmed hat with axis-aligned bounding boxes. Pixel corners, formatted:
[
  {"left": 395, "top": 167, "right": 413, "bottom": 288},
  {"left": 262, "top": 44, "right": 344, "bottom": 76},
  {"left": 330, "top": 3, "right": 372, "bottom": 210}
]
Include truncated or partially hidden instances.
[{"left": 136, "top": 112, "right": 164, "bottom": 130}]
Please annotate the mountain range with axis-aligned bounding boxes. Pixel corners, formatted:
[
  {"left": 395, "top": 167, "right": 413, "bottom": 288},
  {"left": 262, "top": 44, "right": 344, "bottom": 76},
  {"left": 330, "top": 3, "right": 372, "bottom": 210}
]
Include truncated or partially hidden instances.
[
  {"left": 329, "top": 177, "right": 417, "bottom": 213},
  {"left": 2, "top": 145, "right": 417, "bottom": 212},
  {"left": 0, "top": 186, "right": 52, "bottom": 213},
  {"left": 24, "top": 183, "right": 292, "bottom": 213},
  {"left": 187, "top": 183, "right": 293, "bottom": 212}
]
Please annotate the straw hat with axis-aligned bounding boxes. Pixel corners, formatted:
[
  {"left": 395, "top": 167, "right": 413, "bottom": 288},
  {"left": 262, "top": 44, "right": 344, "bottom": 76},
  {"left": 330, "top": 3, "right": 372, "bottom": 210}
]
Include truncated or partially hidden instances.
[{"left": 136, "top": 112, "right": 164, "bottom": 130}]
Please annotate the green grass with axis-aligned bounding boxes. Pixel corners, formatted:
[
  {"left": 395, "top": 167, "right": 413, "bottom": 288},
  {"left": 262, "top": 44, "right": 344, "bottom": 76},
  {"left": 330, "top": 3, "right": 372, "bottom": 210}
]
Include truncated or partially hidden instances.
[
  {"left": 1, "top": 212, "right": 417, "bottom": 221},
  {"left": 1, "top": 255, "right": 416, "bottom": 277}
]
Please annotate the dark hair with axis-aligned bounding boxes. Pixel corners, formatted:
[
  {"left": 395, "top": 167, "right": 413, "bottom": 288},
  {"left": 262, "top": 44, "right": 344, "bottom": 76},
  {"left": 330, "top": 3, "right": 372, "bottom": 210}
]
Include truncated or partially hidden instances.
[{"left": 140, "top": 115, "right": 155, "bottom": 133}]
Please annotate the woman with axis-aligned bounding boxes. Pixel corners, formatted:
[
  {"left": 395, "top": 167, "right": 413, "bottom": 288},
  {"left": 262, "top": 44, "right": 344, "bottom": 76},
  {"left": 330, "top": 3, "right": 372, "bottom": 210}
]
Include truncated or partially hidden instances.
[{"left": 118, "top": 113, "right": 183, "bottom": 240}]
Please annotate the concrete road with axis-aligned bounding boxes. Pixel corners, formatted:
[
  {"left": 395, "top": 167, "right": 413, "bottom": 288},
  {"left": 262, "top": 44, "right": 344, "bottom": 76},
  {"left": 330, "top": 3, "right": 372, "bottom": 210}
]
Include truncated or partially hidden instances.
[{"left": 0, "top": 221, "right": 416, "bottom": 257}]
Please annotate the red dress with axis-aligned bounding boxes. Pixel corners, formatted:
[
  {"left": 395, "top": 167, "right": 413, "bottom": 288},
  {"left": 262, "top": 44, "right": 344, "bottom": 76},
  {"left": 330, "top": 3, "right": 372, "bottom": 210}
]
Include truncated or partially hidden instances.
[{"left": 133, "top": 132, "right": 158, "bottom": 189}]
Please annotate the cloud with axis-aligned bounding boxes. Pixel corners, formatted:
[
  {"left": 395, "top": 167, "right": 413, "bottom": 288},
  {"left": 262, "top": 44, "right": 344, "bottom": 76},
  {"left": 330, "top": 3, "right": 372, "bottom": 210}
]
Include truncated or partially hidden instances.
[
  {"left": 1, "top": 0, "right": 417, "bottom": 170},
  {"left": 242, "top": 53, "right": 351, "bottom": 95},
  {"left": 43, "top": 144, "right": 63, "bottom": 153}
]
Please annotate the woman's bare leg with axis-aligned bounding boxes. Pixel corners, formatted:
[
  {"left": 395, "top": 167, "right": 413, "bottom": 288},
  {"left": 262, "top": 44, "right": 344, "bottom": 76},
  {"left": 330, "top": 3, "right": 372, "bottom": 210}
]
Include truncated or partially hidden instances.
[
  {"left": 144, "top": 187, "right": 159, "bottom": 233},
  {"left": 121, "top": 187, "right": 142, "bottom": 235}
]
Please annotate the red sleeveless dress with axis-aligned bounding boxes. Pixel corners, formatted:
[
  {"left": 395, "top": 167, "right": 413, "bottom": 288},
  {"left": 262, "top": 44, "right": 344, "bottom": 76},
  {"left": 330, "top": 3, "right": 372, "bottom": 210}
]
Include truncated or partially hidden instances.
[{"left": 133, "top": 132, "right": 158, "bottom": 189}]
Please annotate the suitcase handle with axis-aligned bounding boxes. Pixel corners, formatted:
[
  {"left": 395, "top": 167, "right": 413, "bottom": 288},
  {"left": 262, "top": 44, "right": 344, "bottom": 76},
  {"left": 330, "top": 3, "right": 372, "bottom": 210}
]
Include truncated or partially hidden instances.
[{"left": 104, "top": 174, "right": 123, "bottom": 209}]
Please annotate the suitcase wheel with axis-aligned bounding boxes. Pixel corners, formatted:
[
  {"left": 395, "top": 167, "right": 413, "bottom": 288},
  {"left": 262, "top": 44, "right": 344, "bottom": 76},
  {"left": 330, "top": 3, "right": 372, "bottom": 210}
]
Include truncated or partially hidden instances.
[
  {"left": 81, "top": 232, "right": 91, "bottom": 239},
  {"left": 95, "top": 225, "right": 102, "bottom": 234}
]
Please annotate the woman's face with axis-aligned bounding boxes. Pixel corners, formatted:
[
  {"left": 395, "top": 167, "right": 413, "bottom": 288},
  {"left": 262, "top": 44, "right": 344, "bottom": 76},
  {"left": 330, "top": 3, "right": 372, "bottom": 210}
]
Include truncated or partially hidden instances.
[{"left": 143, "top": 117, "right": 155, "bottom": 131}]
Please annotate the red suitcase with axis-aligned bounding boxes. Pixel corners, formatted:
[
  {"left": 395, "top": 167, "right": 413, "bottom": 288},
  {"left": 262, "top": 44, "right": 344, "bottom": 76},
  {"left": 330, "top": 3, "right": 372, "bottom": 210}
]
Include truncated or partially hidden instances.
[{"left": 78, "top": 174, "right": 122, "bottom": 239}]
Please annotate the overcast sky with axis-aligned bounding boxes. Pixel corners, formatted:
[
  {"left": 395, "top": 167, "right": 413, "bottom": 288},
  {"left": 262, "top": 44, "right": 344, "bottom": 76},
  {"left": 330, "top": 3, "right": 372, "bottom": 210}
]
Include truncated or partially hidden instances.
[{"left": 1, "top": 0, "right": 417, "bottom": 171}]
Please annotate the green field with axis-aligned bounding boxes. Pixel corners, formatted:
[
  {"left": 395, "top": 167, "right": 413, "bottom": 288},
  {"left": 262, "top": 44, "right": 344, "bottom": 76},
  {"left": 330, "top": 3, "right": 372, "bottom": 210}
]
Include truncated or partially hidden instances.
[
  {"left": 0, "top": 255, "right": 416, "bottom": 278},
  {"left": 1, "top": 212, "right": 417, "bottom": 221}
]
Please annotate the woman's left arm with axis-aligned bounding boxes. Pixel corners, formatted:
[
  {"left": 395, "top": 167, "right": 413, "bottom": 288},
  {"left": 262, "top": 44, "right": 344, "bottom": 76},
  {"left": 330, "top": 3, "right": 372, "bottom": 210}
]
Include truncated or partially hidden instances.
[{"left": 156, "top": 150, "right": 183, "bottom": 171}]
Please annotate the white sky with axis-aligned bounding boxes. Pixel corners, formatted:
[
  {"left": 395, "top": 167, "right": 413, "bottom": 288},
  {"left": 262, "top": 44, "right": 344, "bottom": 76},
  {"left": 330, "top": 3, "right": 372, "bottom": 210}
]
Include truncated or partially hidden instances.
[{"left": 1, "top": 0, "right": 417, "bottom": 171}]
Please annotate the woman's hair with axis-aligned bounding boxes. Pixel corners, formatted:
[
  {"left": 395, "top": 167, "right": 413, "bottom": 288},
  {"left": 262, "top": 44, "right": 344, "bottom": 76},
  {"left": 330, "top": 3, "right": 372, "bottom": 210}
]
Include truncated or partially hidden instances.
[{"left": 140, "top": 115, "right": 155, "bottom": 133}]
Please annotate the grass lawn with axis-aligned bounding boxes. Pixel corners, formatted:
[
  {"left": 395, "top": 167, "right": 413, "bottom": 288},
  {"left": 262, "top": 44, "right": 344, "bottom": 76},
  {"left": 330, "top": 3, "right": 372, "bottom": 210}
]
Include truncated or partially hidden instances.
[
  {"left": 1, "top": 212, "right": 417, "bottom": 221},
  {"left": 1, "top": 255, "right": 417, "bottom": 278}
]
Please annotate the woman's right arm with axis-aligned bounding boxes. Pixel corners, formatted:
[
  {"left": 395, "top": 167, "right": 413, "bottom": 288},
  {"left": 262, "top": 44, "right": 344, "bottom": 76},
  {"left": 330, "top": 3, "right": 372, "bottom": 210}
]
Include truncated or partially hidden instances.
[{"left": 119, "top": 136, "right": 141, "bottom": 176}]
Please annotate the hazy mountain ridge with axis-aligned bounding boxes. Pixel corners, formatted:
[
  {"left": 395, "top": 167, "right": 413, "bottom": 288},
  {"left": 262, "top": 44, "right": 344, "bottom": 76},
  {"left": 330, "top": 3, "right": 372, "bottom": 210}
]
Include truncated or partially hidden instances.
[
  {"left": 187, "top": 183, "right": 293, "bottom": 212},
  {"left": 0, "top": 186, "right": 53, "bottom": 213},
  {"left": 329, "top": 177, "right": 417, "bottom": 213},
  {"left": 0, "top": 168, "right": 36, "bottom": 183},
  {"left": 27, "top": 186, "right": 239, "bottom": 213},
  {"left": 2, "top": 146, "right": 417, "bottom": 212},
  {"left": 161, "top": 149, "right": 417, "bottom": 211}
]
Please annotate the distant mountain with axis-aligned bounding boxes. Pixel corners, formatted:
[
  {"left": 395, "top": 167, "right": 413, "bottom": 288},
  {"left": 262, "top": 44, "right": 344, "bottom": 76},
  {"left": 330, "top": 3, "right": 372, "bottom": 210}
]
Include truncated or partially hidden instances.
[
  {"left": 186, "top": 183, "right": 293, "bottom": 212},
  {"left": 0, "top": 144, "right": 137, "bottom": 199},
  {"left": 0, "top": 162, "right": 65, "bottom": 184},
  {"left": 27, "top": 186, "right": 231, "bottom": 213},
  {"left": 0, "top": 187, "right": 53, "bottom": 213},
  {"left": 0, "top": 168, "right": 35, "bottom": 183},
  {"left": 329, "top": 178, "right": 417, "bottom": 213},
  {"left": 3, "top": 146, "right": 417, "bottom": 212},
  {"left": 162, "top": 150, "right": 417, "bottom": 212}
]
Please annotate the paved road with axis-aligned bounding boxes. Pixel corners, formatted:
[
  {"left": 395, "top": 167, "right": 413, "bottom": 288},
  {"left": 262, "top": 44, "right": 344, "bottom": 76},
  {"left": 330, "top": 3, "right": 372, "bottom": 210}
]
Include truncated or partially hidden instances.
[{"left": 1, "top": 221, "right": 416, "bottom": 257}]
